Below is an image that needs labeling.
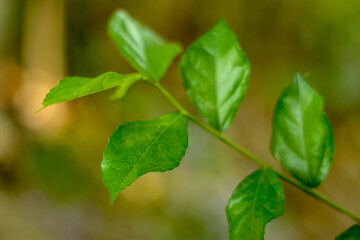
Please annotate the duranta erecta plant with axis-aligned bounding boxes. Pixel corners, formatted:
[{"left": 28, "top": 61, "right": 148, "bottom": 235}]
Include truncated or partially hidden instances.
[{"left": 39, "top": 10, "right": 360, "bottom": 240}]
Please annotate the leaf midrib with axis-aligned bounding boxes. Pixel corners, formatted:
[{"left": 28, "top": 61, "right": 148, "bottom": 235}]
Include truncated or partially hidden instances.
[
  {"left": 43, "top": 73, "right": 137, "bottom": 106},
  {"left": 297, "top": 80, "right": 313, "bottom": 183},
  {"left": 115, "top": 114, "right": 183, "bottom": 194},
  {"left": 212, "top": 30, "right": 221, "bottom": 130},
  {"left": 249, "top": 170, "right": 265, "bottom": 238}
]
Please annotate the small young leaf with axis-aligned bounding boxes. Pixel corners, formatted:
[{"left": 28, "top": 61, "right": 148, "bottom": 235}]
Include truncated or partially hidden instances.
[
  {"left": 102, "top": 113, "right": 188, "bottom": 203},
  {"left": 111, "top": 77, "right": 139, "bottom": 100},
  {"left": 226, "top": 168, "right": 285, "bottom": 240},
  {"left": 108, "top": 10, "right": 182, "bottom": 81},
  {"left": 271, "top": 73, "right": 333, "bottom": 188},
  {"left": 179, "top": 19, "right": 250, "bottom": 132},
  {"left": 40, "top": 72, "right": 141, "bottom": 110},
  {"left": 336, "top": 225, "right": 360, "bottom": 240}
]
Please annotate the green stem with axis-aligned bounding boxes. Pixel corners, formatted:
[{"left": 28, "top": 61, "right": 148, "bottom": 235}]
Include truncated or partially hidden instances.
[{"left": 143, "top": 78, "right": 360, "bottom": 224}]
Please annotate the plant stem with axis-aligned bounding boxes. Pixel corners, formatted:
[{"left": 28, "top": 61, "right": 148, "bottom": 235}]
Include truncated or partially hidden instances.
[{"left": 143, "top": 78, "right": 360, "bottom": 223}]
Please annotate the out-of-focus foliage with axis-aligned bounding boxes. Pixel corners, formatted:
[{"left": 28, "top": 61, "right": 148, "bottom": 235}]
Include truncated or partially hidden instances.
[
  {"left": 336, "top": 225, "right": 360, "bottom": 240},
  {"left": 1, "top": 0, "right": 360, "bottom": 239},
  {"left": 111, "top": 76, "right": 139, "bottom": 100}
]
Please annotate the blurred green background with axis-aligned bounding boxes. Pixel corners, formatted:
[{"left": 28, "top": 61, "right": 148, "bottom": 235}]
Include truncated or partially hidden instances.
[{"left": 1, "top": 0, "right": 360, "bottom": 239}]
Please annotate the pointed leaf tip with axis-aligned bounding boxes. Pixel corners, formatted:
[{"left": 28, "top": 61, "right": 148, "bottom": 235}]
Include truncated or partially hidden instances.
[
  {"left": 180, "top": 20, "right": 250, "bottom": 131},
  {"left": 35, "top": 106, "right": 46, "bottom": 113},
  {"left": 271, "top": 73, "right": 333, "bottom": 187},
  {"left": 40, "top": 72, "right": 141, "bottom": 109}
]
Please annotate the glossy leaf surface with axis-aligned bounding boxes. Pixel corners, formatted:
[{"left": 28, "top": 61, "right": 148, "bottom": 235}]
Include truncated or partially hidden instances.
[
  {"left": 102, "top": 113, "right": 188, "bottom": 203},
  {"left": 226, "top": 168, "right": 285, "bottom": 240},
  {"left": 336, "top": 225, "right": 360, "bottom": 240},
  {"left": 108, "top": 10, "right": 182, "bottom": 81},
  {"left": 271, "top": 73, "right": 333, "bottom": 188},
  {"left": 40, "top": 72, "right": 141, "bottom": 109},
  {"left": 179, "top": 20, "right": 250, "bottom": 131}
]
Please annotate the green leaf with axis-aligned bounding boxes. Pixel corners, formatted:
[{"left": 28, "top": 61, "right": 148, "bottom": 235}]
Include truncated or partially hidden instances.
[
  {"left": 108, "top": 10, "right": 182, "bottom": 81},
  {"left": 270, "top": 73, "right": 334, "bottom": 188},
  {"left": 226, "top": 168, "right": 285, "bottom": 240},
  {"left": 102, "top": 112, "right": 188, "bottom": 203},
  {"left": 179, "top": 19, "right": 250, "bottom": 131},
  {"left": 111, "top": 76, "right": 139, "bottom": 100},
  {"left": 39, "top": 72, "right": 141, "bottom": 110},
  {"left": 336, "top": 225, "right": 360, "bottom": 240}
]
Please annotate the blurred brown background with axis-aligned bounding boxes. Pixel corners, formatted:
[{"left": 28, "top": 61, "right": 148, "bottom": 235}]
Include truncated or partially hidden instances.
[{"left": 0, "top": 0, "right": 360, "bottom": 239}]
